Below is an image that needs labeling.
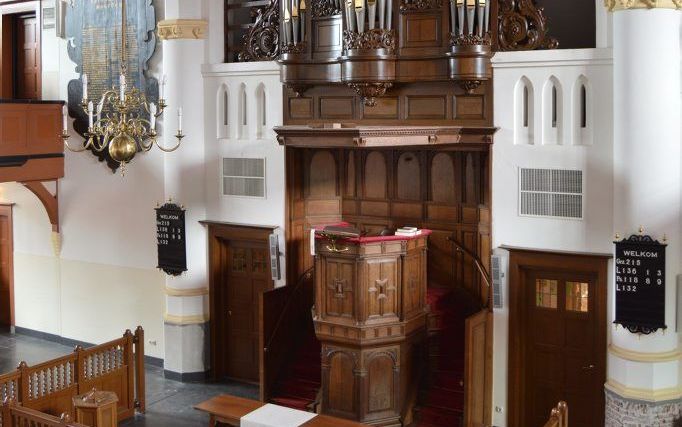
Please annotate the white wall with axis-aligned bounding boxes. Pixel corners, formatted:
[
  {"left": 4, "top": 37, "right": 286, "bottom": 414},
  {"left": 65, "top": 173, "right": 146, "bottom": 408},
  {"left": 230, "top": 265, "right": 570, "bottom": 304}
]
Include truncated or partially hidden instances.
[
  {"left": 3, "top": 2, "right": 168, "bottom": 359},
  {"left": 491, "top": 48, "right": 614, "bottom": 426},
  {"left": 202, "top": 61, "right": 286, "bottom": 286}
]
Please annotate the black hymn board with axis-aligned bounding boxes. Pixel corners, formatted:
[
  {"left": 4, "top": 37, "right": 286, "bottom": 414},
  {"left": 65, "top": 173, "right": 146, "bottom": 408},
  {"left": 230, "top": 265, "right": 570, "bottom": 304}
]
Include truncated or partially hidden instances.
[
  {"left": 156, "top": 202, "right": 187, "bottom": 276},
  {"left": 614, "top": 234, "right": 666, "bottom": 334}
]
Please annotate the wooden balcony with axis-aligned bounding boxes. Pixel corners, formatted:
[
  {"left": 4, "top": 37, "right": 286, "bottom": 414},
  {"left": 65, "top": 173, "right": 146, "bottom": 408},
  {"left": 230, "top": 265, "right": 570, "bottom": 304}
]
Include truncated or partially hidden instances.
[{"left": 0, "top": 99, "right": 64, "bottom": 183}]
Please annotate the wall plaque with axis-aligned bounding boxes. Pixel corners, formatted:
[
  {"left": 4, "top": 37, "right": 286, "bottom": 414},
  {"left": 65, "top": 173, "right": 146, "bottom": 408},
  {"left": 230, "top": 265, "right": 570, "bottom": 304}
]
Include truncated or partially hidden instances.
[
  {"left": 614, "top": 233, "right": 667, "bottom": 334},
  {"left": 156, "top": 202, "right": 187, "bottom": 276}
]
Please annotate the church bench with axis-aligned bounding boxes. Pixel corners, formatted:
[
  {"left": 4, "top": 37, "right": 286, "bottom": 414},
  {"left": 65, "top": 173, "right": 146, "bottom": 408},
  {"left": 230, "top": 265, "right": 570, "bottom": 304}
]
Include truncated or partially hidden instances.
[{"left": 194, "top": 395, "right": 368, "bottom": 427}]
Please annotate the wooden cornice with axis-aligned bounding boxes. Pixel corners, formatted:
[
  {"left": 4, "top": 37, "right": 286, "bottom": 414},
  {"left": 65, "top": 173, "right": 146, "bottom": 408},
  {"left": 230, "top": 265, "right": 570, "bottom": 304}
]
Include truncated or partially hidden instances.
[{"left": 274, "top": 125, "right": 498, "bottom": 148}]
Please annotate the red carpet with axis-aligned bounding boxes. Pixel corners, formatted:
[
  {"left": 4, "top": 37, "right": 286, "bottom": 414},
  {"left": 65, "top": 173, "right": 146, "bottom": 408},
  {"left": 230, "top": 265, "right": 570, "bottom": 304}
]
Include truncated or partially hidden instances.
[
  {"left": 415, "top": 287, "right": 477, "bottom": 427},
  {"left": 270, "top": 327, "right": 321, "bottom": 412}
]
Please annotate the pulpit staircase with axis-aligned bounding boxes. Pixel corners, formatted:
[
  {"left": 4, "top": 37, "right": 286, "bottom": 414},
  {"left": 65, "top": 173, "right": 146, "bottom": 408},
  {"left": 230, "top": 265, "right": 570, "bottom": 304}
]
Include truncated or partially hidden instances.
[{"left": 411, "top": 287, "right": 479, "bottom": 427}]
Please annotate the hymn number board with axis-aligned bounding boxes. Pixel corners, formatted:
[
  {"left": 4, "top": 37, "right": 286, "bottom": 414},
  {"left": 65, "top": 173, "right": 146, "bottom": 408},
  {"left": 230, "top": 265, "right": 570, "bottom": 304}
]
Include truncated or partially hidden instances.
[
  {"left": 156, "top": 203, "right": 187, "bottom": 276},
  {"left": 614, "top": 234, "right": 666, "bottom": 334}
]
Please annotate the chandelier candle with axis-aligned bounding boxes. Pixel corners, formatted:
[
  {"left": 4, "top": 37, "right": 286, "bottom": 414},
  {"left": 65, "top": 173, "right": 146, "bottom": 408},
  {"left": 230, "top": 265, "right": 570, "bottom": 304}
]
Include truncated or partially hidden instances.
[
  {"left": 61, "top": 0, "right": 184, "bottom": 175},
  {"left": 82, "top": 74, "right": 88, "bottom": 101}
]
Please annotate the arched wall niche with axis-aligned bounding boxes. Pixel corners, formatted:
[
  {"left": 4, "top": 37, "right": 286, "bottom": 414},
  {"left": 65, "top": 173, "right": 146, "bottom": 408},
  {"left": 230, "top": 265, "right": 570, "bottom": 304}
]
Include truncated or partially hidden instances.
[
  {"left": 514, "top": 76, "right": 535, "bottom": 145},
  {"left": 216, "top": 83, "right": 230, "bottom": 139},
  {"left": 572, "top": 75, "right": 593, "bottom": 146},
  {"left": 542, "top": 75, "right": 563, "bottom": 145}
]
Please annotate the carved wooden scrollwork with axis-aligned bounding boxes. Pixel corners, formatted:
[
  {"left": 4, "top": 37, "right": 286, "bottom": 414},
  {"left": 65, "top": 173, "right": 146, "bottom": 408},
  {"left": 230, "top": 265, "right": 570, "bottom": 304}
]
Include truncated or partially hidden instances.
[
  {"left": 450, "top": 33, "right": 492, "bottom": 47},
  {"left": 497, "top": 0, "right": 559, "bottom": 51},
  {"left": 343, "top": 29, "right": 396, "bottom": 52},
  {"left": 312, "top": 0, "right": 342, "bottom": 17},
  {"left": 399, "top": 0, "right": 442, "bottom": 12},
  {"left": 238, "top": 0, "right": 280, "bottom": 62},
  {"left": 348, "top": 82, "right": 393, "bottom": 107},
  {"left": 282, "top": 42, "right": 307, "bottom": 55}
]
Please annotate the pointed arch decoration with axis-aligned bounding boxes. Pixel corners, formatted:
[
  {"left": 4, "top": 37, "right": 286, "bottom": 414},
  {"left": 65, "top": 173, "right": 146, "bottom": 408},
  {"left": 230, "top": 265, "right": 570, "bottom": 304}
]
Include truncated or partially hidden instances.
[
  {"left": 514, "top": 76, "right": 534, "bottom": 145},
  {"left": 542, "top": 76, "right": 563, "bottom": 145}
]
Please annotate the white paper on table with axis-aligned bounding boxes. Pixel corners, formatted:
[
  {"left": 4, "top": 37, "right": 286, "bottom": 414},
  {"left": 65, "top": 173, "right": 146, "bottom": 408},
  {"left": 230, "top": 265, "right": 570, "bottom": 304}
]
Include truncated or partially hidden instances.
[{"left": 241, "top": 404, "right": 317, "bottom": 427}]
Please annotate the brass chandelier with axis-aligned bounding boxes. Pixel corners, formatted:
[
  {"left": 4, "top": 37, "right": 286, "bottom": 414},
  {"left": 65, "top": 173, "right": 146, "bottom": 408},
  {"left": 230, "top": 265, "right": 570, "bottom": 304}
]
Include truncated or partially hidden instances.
[{"left": 61, "top": 0, "right": 183, "bottom": 175}]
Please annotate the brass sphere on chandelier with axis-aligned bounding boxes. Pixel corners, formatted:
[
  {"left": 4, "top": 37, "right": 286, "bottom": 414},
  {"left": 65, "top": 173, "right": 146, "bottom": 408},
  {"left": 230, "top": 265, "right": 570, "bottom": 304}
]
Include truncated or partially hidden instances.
[{"left": 108, "top": 133, "right": 138, "bottom": 164}]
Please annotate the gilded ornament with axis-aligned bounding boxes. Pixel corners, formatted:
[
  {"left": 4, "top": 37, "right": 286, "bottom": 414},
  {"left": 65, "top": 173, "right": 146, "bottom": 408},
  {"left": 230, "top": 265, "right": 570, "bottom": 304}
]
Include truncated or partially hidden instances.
[{"left": 157, "top": 19, "right": 208, "bottom": 40}]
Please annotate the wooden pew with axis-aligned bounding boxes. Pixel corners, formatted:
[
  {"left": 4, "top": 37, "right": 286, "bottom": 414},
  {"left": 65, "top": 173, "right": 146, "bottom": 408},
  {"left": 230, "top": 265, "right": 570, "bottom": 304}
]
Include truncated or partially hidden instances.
[
  {"left": 195, "top": 395, "right": 368, "bottom": 427},
  {"left": 543, "top": 401, "right": 568, "bottom": 427},
  {"left": 1, "top": 399, "right": 87, "bottom": 427},
  {"left": 0, "top": 327, "right": 145, "bottom": 424}
]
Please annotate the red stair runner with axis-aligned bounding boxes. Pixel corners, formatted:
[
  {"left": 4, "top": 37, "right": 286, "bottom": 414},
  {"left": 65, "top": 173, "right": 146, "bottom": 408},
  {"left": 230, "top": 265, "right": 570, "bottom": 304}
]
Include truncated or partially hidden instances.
[
  {"left": 415, "top": 287, "right": 477, "bottom": 427},
  {"left": 270, "top": 326, "right": 321, "bottom": 412}
]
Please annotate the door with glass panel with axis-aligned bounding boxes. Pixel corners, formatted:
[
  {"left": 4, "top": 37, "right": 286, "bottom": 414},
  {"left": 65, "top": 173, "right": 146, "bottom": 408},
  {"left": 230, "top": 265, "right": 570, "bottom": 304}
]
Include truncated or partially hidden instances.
[{"left": 526, "top": 271, "right": 598, "bottom": 427}]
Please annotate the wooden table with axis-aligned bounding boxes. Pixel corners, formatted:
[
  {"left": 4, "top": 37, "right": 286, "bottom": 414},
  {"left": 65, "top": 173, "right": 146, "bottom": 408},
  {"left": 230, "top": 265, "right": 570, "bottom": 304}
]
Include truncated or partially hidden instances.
[{"left": 194, "top": 395, "right": 368, "bottom": 427}]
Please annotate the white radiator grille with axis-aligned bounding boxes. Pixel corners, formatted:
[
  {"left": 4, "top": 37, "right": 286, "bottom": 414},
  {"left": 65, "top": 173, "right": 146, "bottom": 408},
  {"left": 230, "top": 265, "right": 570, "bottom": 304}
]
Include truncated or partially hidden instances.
[
  {"left": 223, "top": 158, "right": 266, "bottom": 198},
  {"left": 519, "top": 168, "right": 583, "bottom": 219},
  {"left": 491, "top": 255, "right": 503, "bottom": 309}
]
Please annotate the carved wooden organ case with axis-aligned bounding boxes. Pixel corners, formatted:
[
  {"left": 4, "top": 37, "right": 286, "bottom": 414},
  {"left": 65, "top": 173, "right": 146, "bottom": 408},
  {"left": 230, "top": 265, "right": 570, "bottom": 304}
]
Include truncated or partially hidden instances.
[{"left": 279, "top": 0, "right": 492, "bottom": 106}]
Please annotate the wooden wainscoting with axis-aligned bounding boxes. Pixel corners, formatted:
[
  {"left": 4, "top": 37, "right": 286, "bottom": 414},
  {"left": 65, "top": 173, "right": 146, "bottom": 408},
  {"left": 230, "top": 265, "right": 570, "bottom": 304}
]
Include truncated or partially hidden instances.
[
  {"left": 506, "top": 247, "right": 608, "bottom": 427},
  {"left": 205, "top": 222, "right": 277, "bottom": 384}
]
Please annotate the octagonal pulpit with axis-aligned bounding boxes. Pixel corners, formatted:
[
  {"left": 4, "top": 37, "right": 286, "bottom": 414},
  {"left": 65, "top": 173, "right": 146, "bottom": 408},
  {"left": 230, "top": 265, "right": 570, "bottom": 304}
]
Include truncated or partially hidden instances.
[{"left": 313, "top": 230, "right": 430, "bottom": 427}]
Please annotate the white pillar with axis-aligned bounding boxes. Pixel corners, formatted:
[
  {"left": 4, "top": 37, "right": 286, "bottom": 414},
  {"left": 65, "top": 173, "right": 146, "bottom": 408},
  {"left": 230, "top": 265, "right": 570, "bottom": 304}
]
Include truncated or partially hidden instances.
[
  {"left": 608, "top": 5, "right": 681, "bottom": 425},
  {"left": 161, "top": 0, "right": 210, "bottom": 380}
]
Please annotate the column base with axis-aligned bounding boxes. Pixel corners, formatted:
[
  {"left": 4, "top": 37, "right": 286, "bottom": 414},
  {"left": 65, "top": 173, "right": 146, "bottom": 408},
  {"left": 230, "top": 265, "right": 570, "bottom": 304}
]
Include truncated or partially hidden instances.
[
  {"left": 163, "top": 321, "right": 210, "bottom": 379},
  {"left": 605, "top": 387, "right": 682, "bottom": 426}
]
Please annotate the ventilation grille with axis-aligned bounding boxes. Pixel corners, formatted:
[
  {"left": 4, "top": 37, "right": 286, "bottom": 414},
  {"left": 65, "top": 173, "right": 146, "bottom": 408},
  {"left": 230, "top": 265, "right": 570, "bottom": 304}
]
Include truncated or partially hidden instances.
[
  {"left": 223, "top": 158, "right": 265, "bottom": 198},
  {"left": 519, "top": 168, "right": 583, "bottom": 219},
  {"left": 491, "top": 255, "right": 504, "bottom": 309}
]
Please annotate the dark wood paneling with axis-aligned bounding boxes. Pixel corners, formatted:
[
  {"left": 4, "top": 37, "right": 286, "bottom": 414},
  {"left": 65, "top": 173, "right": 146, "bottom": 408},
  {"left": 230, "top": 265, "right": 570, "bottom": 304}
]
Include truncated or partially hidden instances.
[
  {"left": 283, "top": 81, "right": 493, "bottom": 126},
  {"left": 401, "top": 13, "right": 441, "bottom": 48}
]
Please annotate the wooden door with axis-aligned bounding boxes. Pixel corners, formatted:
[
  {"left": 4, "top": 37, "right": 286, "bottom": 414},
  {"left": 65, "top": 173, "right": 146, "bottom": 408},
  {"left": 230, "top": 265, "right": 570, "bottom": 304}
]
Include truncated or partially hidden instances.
[
  {"left": 0, "top": 205, "right": 13, "bottom": 329},
  {"left": 525, "top": 271, "right": 600, "bottom": 427},
  {"left": 15, "top": 14, "right": 39, "bottom": 100},
  {"left": 223, "top": 239, "right": 271, "bottom": 382}
]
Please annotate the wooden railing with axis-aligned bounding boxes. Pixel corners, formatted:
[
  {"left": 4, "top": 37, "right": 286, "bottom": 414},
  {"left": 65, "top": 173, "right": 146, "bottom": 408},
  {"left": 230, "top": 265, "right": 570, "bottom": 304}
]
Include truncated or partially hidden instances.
[
  {"left": 259, "top": 268, "right": 315, "bottom": 402},
  {"left": 1, "top": 401, "right": 87, "bottom": 427},
  {"left": 0, "top": 327, "right": 145, "bottom": 426},
  {"left": 448, "top": 236, "right": 492, "bottom": 310},
  {"left": 544, "top": 401, "right": 568, "bottom": 427}
]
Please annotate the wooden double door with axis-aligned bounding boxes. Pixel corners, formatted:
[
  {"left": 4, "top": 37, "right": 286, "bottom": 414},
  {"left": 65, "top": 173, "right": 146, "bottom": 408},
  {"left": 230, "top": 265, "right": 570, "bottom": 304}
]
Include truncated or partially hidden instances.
[
  {"left": 208, "top": 223, "right": 275, "bottom": 384},
  {"left": 508, "top": 249, "right": 608, "bottom": 427}
]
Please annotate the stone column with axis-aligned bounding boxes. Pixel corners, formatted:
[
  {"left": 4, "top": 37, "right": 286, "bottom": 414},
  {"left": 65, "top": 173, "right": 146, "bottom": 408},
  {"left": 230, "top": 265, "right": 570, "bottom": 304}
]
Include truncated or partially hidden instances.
[
  {"left": 608, "top": 1, "right": 681, "bottom": 424},
  {"left": 159, "top": 0, "right": 210, "bottom": 381}
]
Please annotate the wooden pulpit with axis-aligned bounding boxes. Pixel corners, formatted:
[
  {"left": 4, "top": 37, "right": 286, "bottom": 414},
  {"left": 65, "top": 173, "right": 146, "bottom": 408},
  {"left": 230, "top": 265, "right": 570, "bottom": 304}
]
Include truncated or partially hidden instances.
[{"left": 313, "top": 231, "right": 430, "bottom": 427}]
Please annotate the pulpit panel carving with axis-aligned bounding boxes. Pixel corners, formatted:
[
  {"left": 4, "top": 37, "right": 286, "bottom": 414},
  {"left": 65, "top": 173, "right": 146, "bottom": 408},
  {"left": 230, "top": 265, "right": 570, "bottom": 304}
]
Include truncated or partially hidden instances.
[
  {"left": 366, "top": 259, "right": 398, "bottom": 320},
  {"left": 325, "top": 349, "right": 357, "bottom": 417},
  {"left": 325, "top": 259, "right": 355, "bottom": 318},
  {"left": 402, "top": 251, "right": 422, "bottom": 317},
  {"left": 366, "top": 350, "right": 397, "bottom": 415}
]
